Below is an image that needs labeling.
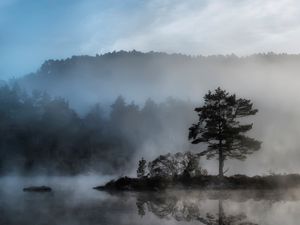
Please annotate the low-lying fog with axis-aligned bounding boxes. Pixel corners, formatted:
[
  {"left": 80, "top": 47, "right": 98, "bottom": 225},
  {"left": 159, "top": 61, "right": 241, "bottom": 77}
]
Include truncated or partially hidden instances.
[
  {"left": 2, "top": 52, "right": 300, "bottom": 225},
  {"left": 1, "top": 176, "right": 300, "bottom": 225}
]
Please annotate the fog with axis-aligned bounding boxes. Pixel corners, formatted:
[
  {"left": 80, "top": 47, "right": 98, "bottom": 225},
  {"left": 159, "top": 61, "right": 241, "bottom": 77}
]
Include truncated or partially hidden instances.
[
  {"left": 3, "top": 1, "right": 300, "bottom": 224},
  {"left": 2, "top": 176, "right": 300, "bottom": 225},
  {"left": 8, "top": 51, "right": 298, "bottom": 176}
]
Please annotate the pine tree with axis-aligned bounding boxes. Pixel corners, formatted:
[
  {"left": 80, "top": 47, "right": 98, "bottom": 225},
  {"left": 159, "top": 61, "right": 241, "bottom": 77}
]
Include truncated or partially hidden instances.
[
  {"left": 188, "top": 87, "right": 261, "bottom": 177},
  {"left": 137, "top": 157, "right": 147, "bottom": 178}
]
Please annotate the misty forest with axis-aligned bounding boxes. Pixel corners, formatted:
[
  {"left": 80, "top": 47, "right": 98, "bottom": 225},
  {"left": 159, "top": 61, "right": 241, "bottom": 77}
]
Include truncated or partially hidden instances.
[
  {"left": 2, "top": 51, "right": 300, "bottom": 225},
  {"left": 3, "top": 1, "right": 300, "bottom": 224},
  {"left": 2, "top": 52, "right": 300, "bottom": 177},
  {"left": 0, "top": 83, "right": 195, "bottom": 175}
]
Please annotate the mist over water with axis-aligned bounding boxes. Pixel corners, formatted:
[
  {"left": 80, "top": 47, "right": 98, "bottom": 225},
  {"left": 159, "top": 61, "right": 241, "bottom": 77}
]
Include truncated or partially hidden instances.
[
  {"left": 2, "top": 0, "right": 300, "bottom": 224},
  {"left": 1, "top": 176, "right": 300, "bottom": 225},
  {"left": 1, "top": 47, "right": 300, "bottom": 225},
  {"left": 1, "top": 52, "right": 300, "bottom": 225}
]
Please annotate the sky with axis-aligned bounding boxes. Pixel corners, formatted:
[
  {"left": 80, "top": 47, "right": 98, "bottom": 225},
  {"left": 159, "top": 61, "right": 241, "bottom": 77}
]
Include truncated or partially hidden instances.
[{"left": 1, "top": 0, "right": 300, "bottom": 79}]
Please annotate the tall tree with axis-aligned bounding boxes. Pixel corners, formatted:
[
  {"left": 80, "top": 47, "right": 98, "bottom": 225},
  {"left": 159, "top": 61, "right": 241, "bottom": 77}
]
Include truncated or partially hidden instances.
[{"left": 188, "top": 87, "right": 261, "bottom": 177}]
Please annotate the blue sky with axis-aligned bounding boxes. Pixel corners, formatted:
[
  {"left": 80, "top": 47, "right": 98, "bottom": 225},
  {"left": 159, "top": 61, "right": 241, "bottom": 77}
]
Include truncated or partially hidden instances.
[
  {"left": 0, "top": 0, "right": 143, "bottom": 78},
  {"left": 1, "top": 0, "right": 300, "bottom": 79}
]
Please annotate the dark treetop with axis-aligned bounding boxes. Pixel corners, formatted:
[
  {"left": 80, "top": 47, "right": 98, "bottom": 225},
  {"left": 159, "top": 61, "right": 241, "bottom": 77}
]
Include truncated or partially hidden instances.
[{"left": 189, "top": 87, "right": 261, "bottom": 177}]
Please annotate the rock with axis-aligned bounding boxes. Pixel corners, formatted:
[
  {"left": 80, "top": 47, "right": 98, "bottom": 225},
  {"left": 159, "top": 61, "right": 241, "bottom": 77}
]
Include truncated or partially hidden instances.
[{"left": 23, "top": 186, "right": 52, "bottom": 192}]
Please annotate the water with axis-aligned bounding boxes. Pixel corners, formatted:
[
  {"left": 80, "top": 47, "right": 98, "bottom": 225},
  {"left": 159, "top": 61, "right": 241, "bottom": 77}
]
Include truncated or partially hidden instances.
[{"left": 1, "top": 176, "right": 300, "bottom": 225}]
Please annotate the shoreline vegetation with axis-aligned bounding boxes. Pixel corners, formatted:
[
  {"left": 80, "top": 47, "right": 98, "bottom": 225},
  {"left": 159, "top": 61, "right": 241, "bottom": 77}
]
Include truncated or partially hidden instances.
[
  {"left": 94, "top": 174, "right": 300, "bottom": 191},
  {"left": 94, "top": 87, "right": 271, "bottom": 192}
]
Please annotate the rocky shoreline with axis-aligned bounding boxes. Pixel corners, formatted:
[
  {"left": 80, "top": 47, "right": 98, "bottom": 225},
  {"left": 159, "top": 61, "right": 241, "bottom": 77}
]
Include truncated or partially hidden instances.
[{"left": 94, "top": 174, "right": 300, "bottom": 191}]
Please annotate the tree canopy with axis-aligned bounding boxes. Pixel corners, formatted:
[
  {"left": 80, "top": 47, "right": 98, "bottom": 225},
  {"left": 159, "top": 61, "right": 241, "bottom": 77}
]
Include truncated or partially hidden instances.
[
  {"left": 0, "top": 85, "right": 193, "bottom": 175},
  {"left": 189, "top": 87, "right": 261, "bottom": 177}
]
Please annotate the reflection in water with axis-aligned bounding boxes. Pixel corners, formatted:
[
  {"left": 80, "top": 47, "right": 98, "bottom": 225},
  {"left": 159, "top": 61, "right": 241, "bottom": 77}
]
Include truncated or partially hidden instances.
[
  {"left": 2, "top": 177, "right": 300, "bottom": 225},
  {"left": 136, "top": 193, "right": 258, "bottom": 225}
]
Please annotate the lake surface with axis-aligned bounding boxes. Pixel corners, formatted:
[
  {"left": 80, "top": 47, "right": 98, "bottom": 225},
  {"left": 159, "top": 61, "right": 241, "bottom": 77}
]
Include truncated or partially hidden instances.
[{"left": 1, "top": 176, "right": 300, "bottom": 225}]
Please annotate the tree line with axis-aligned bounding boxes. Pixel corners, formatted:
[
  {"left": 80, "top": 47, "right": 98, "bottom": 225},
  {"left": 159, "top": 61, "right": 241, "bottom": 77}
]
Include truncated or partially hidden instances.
[
  {"left": 0, "top": 84, "right": 193, "bottom": 175},
  {"left": 0, "top": 84, "right": 261, "bottom": 177}
]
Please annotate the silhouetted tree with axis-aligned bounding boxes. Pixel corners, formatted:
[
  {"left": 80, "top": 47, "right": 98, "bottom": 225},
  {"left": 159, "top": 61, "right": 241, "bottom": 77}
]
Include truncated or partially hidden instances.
[
  {"left": 137, "top": 158, "right": 147, "bottom": 178},
  {"left": 188, "top": 87, "right": 261, "bottom": 177},
  {"left": 184, "top": 152, "right": 205, "bottom": 177},
  {"left": 148, "top": 152, "right": 206, "bottom": 178}
]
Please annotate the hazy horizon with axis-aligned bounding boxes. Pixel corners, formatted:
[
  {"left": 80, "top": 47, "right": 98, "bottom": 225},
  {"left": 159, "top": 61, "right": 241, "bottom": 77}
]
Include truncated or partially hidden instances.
[
  {"left": 2, "top": 1, "right": 300, "bottom": 224},
  {"left": 0, "top": 51, "right": 298, "bottom": 176},
  {"left": 2, "top": 0, "right": 300, "bottom": 78}
]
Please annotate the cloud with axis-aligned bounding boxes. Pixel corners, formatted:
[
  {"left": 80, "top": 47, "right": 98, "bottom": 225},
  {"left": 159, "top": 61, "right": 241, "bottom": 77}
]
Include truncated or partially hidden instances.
[
  {"left": 2, "top": 0, "right": 300, "bottom": 78},
  {"left": 109, "top": 0, "right": 300, "bottom": 55}
]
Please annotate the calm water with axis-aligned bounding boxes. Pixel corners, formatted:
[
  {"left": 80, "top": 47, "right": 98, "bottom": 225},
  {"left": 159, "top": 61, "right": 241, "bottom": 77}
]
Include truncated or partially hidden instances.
[{"left": 1, "top": 176, "right": 300, "bottom": 225}]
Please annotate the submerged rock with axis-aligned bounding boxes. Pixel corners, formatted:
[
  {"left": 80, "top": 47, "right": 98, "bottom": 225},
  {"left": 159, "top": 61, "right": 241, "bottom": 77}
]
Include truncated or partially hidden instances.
[{"left": 23, "top": 186, "right": 52, "bottom": 192}]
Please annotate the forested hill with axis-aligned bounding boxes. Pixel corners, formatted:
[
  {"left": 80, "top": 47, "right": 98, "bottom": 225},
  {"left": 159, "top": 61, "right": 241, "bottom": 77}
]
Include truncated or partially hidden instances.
[
  {"left": 18, "top": 51, "right": 300, "bottom": 112},
  {"left": 2, "top": 51, "right": 300, "bottom": 176}
]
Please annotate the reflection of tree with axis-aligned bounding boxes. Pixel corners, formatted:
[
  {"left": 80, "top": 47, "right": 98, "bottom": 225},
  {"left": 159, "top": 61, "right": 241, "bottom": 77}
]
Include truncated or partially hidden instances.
[
  {"left": 200, "top": 200, "right": 258, "bottom": 225},
  {"left": 136, "top": 194, "right": 258, "bottom": 225},
  {"left": 136, "top": 199, "right": 146, "bottom": 217}
]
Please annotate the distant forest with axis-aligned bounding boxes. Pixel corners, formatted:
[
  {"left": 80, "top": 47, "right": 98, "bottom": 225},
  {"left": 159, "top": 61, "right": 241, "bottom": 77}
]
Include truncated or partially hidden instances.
[
  {"left": 18, "top": 50, "right": 300, "bottom": 112},
  {"left": 2, "top": 51, "right": 300, "bottom": 175},
  {"left": 0, "top": 84, "right": 194, "bottom": 175}
]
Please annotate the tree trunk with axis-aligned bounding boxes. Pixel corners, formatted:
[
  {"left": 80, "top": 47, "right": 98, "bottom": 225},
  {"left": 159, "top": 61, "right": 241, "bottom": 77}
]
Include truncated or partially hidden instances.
[{"left": 218, "top": 144, "right": 224, "bottom": 177}]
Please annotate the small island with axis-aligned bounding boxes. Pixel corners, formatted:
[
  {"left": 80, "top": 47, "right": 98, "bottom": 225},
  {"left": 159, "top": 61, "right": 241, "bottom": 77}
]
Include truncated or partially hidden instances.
[
  {"left": 95, "top": 154, "right": 300, "bottom": 191},
  {"left": 96, "top": 88, "right": 300, "bottom": 191}
]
